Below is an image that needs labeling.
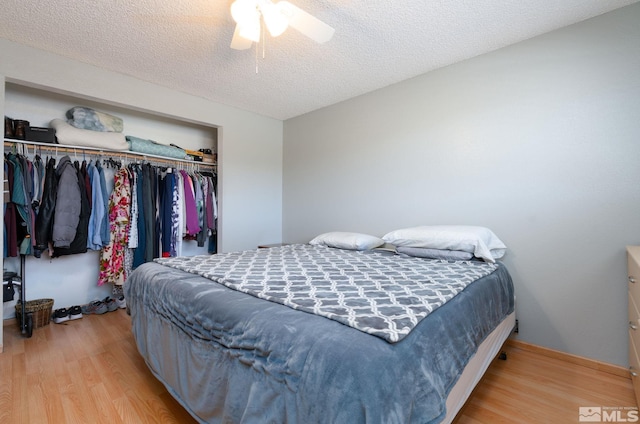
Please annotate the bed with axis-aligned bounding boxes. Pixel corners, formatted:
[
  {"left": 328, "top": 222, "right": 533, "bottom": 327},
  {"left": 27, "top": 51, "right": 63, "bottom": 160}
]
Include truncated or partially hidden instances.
[{"left": 125, "top": 242, "right": 515, "bottom": 424}]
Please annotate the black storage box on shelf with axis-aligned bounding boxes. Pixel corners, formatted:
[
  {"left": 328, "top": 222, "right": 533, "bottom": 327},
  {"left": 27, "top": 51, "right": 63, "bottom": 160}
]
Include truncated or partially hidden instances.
[{"left": 25, "top": 126, "right": 56, "bottom": 143}]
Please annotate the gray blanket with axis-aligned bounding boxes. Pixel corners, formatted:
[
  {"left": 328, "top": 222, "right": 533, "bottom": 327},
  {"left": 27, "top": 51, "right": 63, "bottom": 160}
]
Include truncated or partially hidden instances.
[
  {"left": 126, "top": 248, "right": 514, "bottom": 424},
  {"left": 155, "top": 245, "right": 499, "bottom": 342}
]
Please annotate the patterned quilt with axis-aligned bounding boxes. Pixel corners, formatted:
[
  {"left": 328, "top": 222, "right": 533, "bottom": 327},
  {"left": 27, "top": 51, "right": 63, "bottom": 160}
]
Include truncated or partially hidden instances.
[{"left": 155, "top": 244, "right": 498, "bottom": 343}]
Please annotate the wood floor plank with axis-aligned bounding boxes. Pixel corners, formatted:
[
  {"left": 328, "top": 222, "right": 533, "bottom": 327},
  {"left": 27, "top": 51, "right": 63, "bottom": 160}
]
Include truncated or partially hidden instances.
[
  {"left": 89, "top": 382, "right": 125, "bottom": 424},
  {"left": 454, "top": 344, "right": 636, "bottom": 423},
  {"left": 60, "top": 360, "right": 97, "bottom": 424},
  {"left": 90, "top": 350, "right": 129, "bottom": 395},
  {"left": 77, "top": 355, "right": 101, "bottom": 388},
  {"left": 11, "top": 374, "right": 27, "bottom": 423},
  {"left": 1, "top": 309, "right": 636, "bottom": 423},
  {"left": 25, "top": 373, "right": 49, "bottom": 423},
  {"left": 113, "top": 395, "right": 150, "bottom": 424},
  {"left": 0, "top": 381, "right": 11, "bottom": 423}
]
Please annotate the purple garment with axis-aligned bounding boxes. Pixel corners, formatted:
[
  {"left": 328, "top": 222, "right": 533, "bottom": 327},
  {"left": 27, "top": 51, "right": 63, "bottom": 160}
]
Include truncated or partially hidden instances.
[{"left": 180, "top": 170, "right": 200, "bottom": 235}]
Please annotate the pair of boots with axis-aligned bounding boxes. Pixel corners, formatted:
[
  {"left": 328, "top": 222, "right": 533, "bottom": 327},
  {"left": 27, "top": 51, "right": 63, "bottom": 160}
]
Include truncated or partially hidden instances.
[{"left": 5, "top": 116, "right": 29, "bottom": 139}]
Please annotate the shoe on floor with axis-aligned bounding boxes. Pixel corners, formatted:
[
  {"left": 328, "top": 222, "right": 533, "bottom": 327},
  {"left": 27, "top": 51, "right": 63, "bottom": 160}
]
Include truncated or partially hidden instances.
[
  {"left": 115, "top": 295, "right": 126, "bottom": 309},
  {"left": 103, "top": 296, "right": 118, "bottom": 312},
  {"left": 81, "top": 300, "right": 107, "bottom": 315},
  {"left": 52, "top": 308, "right": 69, "bottom": 324},
  {"left": 68, "top": 305, "right": 83, "bottom": 320}
]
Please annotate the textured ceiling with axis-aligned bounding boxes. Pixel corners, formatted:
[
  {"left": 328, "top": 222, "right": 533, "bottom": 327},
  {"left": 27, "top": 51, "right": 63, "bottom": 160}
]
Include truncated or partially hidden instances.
[{"left": 0, "top": 0, "right": 638, "bottom": 120}]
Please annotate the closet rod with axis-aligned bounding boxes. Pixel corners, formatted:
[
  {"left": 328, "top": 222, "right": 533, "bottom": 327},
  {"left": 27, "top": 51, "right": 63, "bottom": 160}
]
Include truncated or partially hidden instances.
[{"left": 3, "top": 139, "right": 217, "bottom": 169}]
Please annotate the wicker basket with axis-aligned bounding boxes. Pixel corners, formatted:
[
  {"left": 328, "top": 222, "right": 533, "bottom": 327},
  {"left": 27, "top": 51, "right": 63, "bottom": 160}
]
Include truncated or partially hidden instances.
[{"left": 16, "top": 298, "right": 54, "bottom": 329}]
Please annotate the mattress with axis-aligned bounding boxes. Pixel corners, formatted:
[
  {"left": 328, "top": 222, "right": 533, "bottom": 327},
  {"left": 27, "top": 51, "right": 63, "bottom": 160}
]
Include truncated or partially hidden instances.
[
  {"left": 444, "top": 311, "right": 516, "bottom": 423},
  {"left": 125, "top": 245, "right": 515, "bottom": 423}
]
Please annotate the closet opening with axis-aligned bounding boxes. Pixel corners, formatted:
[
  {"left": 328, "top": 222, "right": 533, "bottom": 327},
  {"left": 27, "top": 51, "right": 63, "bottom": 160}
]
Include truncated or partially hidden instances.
[{"left": 3, "top": 81, "right": 220, "bottom": 320}]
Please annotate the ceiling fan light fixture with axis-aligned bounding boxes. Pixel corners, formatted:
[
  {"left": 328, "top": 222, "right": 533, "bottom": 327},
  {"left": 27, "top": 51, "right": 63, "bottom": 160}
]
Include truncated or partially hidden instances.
[
  {"left": 238, "top": 20, "right": 261, "bottom": 42},
  {"left": 261, "top": 3, "right": 288, "bottom": 37},
  {"left": 229, "top": 0, "right": 335, "bottom": 51},
  {"left": 231, "top": 0, "right": 258, "bottom": 25}
]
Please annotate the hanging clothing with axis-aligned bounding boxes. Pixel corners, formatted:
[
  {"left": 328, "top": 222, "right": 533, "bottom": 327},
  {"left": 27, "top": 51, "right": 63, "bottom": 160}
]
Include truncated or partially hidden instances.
[
  {"left": 5, "top": 153, "right": 34, "bottom": 255},
  {"left": 206, "top": 175, "right": 217, "bottom": 225},
  {"left": 142, "top": 163, "right": 156, "bottom": 263},
  {"left": 4, "top": 202, "right": 18, "bottom": 257},
  {"left": 51, "top": 156, "right": 81, "bottom": 248},
  {"left": 180, "top": 170, "right": 200, "bottom": 235},
  {"left": 153, "top": 167, "right": 161, "bottom": 260},
  {"left": 98, "top": 168, "right": 131, "bottom": 286},
  {"left": 34, "top": 157, "right": 58, "bottom": 256},
  {"left": 175, "top": 170, "right": 185, "bottom": 257},
  {"left": 123, "top": 246, "right": 134, "bottom": 284},
  {"left": 4, "top": 145, "right": 217, "bottom": 271},
  {"left": 128, "top": 167, "right": 138, "bottom": 249},
  {"left": 160, "top": 171, "right": 175, "bottom": 258},
  {"left": 81, "top": 160, "right": 92, "bottom": 209},
  {"left": 194, "top": 174, "right": 206, "bottom": 247},
  {"left": 87, "top": 161, "right": 106, "bottom": 250},
  {"left": 97, "top": 161, "right": 110, "bottom": 245},
  {"left": 4, "top": 159, "right": 18, "bottom": 257},
  {"left": 31, "top": 155, "right": 45, "bottom": 210},
  {"left": 170, "top": 172, "right": 180, "bottom": 257},
  {"left": 132, "top": 166, "right": 146, "bottom": 269},
  {"left": 52, "top": 160, "right": 90, "bottom": 257}
]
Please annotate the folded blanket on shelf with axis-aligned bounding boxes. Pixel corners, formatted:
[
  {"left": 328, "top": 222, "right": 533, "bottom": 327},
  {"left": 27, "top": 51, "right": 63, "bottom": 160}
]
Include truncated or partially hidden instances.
[
  {"left": 66, "top": 106, "right": 124, "bottom": 132},
  {"left": 50, "top": 119, "right": 129, "bottom": 151},
  {"left": 126, "top": 136, "right": 188, "bottom": 159}
]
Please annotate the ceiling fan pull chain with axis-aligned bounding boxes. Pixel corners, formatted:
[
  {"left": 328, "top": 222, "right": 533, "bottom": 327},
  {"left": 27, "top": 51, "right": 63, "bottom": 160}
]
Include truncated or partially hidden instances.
[
  {"left": 254, "top": 23, "right": 267, "bottom": 73},
  {"left": 262, "top": 23, "right": 266, "bottom": 59}
]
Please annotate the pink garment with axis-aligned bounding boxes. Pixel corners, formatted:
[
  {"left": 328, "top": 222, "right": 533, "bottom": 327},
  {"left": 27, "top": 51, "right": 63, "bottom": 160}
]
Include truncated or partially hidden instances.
[{"left": 98, "top": 168, "right": 130, "bottom": 286}]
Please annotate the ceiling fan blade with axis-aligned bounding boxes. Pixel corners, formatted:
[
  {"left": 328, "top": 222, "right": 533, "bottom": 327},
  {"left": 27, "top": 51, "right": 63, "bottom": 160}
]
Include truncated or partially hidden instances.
[
  {"left": 277, "top": 1, "right": 334, "bottom": 43},
  {"left": 230, "top": 24, "right": 253, "bottom": 50}
]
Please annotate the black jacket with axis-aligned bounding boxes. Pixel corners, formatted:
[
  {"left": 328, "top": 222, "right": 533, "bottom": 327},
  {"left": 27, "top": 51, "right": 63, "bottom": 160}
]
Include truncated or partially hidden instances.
[{"left": 34, "top": 157, "right": 58, "bottom": 256}]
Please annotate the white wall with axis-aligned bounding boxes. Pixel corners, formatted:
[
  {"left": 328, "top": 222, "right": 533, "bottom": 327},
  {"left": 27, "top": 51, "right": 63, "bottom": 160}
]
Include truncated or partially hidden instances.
[
  {"left": 283, "top": 3, "right": 640, "bottom": 366},
  {"left": 1, "top": 38, "right": 283, "bottom": 313}
]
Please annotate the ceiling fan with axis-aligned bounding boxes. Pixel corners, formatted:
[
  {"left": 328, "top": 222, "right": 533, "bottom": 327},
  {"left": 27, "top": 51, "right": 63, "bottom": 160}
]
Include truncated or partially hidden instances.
[{"left": 230, "top": 0, "right": 335, "bottom": 50}]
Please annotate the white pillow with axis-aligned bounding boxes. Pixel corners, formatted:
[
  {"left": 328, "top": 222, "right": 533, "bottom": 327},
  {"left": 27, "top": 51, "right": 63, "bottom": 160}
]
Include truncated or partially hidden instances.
[
  {"left": 50, "top": 119, "right": 130, "bottom": 151},
  {"left": 309, "top": 232, "right": 385, "bottom": 251},
  {"left": 382, "top": 225, "right": 506, "bottom": 263}
]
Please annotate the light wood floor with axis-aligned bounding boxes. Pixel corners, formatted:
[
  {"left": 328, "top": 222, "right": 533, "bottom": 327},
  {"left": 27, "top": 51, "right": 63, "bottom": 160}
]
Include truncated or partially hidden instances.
[{"left": 0, "top": 310, "right": 636, "bottom": 423}]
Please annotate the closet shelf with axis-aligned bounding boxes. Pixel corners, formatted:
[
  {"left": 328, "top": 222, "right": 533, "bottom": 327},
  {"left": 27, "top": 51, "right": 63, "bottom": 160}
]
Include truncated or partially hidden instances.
[{"left": 4, "top": 138, "right": 217, "bottom": 169}]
